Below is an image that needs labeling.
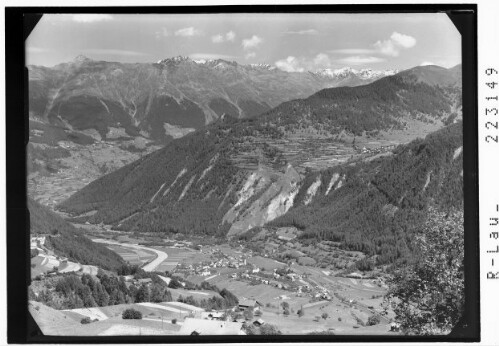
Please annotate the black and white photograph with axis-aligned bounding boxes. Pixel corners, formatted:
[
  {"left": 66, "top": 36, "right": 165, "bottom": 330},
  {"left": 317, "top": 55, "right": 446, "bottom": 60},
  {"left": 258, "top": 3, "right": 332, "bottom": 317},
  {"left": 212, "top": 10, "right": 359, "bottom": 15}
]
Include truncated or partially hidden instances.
[{"left": 4, "top": 4, "right": 482, "bottom": 342}]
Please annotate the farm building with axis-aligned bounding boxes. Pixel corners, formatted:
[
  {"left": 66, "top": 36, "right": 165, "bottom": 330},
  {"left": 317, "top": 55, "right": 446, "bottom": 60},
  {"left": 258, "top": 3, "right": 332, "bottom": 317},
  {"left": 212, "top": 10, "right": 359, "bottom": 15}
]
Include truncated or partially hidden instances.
[
  {"left": 278, "top": 235, "right": 295, "bottom": 241},
  {"left": 123, "top": 275, "right": 134, "bottom": 282},
  {"left": 200, "top": 270, "right": 211, "bottom": 276},
  {"left": 346, "top": 272, "right": 363, "bottom": 279},
  {"left": 30, "top": 236, "right": 46, "bottom": 248},
  {"left": 137, "top": 278, "right": 152, "bottom": 285},
  {"left": 238, "top": 298, "right": 263, "bottom": 311},
  {"left": 179, "top": 318, "right": 246, "bottom": 335},
  {"left": 207, "top": 312, "right": 224, "bottom": 320},
  {"left": 253, "top": 318, "right": 265, "bottom": 326}
]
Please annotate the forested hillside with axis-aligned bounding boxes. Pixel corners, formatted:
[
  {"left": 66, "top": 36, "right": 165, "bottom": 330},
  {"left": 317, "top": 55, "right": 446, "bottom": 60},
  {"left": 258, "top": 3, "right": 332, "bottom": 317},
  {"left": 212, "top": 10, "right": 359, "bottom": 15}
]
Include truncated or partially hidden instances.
[
  {"left": 258, "top": 65, "right": 461, "bottom": 137},
  {"left": 29, "top": 198, "right": 125, "bottom": 270},
  {"left": 56, "top": 65, "right": 462, "bottom": 265},
  {"left": 267, "top": 122, "right": 463, "bottom": 264}
]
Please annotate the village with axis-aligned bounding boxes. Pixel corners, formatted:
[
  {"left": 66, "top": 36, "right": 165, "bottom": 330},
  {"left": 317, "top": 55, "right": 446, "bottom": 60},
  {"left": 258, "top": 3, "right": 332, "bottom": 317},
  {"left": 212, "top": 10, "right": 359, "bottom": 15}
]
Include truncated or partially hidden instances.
[{"left": 30, "top": 226, "right": 394, "bottom": 336}]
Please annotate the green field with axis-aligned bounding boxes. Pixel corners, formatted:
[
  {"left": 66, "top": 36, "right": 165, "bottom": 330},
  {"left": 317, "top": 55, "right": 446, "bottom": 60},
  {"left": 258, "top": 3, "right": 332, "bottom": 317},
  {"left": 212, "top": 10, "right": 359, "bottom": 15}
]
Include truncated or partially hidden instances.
[
  {"left": 150, "top": 246, "right": 195, "bottom": 272},
  {"left": 247, "top": 256, "right": 287, "bottom": 271},
  {"left": 106, "top": 244, "right": 156, "bottom": 266}
]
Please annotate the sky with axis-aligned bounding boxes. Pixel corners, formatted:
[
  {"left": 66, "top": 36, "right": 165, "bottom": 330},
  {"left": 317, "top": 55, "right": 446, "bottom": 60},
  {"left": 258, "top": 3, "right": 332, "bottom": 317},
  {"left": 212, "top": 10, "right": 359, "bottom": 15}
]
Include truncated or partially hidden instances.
[{"left": 26, "top": 13, "right": 461, "bottom": 71}]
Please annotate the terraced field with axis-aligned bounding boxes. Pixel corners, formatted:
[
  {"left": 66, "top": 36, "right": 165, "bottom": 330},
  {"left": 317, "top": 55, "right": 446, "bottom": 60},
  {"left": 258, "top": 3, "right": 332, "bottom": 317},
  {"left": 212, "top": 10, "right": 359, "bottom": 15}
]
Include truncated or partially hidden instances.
[
  {"left": 105, "top": 244, "right": 155, "bottom": 266},
  {"left": 28, "top": 139, "right": 160, "bottom": 209}
]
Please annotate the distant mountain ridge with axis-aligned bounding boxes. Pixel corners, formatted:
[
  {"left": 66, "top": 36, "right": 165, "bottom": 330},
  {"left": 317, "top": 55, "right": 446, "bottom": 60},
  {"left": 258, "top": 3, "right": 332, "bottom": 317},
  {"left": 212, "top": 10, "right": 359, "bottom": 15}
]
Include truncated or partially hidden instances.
[
  {"left": 311, "top": 67, "right": 399, "bottom": 86},
  {"left": 28, "top": 55, "right": 401, "bottom": 143},
  {"left": 255, "top": 64, "right": 461, "bottom": 138}
]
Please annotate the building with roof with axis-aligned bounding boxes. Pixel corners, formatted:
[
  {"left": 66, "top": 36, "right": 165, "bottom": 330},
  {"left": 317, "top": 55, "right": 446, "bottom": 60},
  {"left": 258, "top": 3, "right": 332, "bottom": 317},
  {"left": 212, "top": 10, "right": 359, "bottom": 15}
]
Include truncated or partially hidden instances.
[
  {"left": 253, "top": 318, "right": 265, "bottom": 326},
  {"left": 137, "top": 278, "right": 153, "bottom": 285},
  {"left": 179, "top": 318, "right": 246, "bottom": 335},
  {"left": 238, "top": 298, "right": 263, "bottom": 311}
]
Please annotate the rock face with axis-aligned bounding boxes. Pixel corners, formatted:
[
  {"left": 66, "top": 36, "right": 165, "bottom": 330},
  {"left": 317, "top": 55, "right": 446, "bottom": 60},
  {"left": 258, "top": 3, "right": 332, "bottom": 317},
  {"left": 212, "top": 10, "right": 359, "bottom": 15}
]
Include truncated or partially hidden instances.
[
  {"left": 28, "top": 56, "right": 399, "bottom": 143},
  {"left": 224, "top": 164, "right": 301, "bottom": 236}
]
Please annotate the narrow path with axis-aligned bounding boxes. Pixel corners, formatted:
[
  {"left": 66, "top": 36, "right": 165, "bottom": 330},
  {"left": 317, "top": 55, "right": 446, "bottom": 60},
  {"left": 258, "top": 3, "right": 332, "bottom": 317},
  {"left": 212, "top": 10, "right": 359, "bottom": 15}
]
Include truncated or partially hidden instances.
[{"left": 204, "top": 274, "right": 218, "bottom": 281}]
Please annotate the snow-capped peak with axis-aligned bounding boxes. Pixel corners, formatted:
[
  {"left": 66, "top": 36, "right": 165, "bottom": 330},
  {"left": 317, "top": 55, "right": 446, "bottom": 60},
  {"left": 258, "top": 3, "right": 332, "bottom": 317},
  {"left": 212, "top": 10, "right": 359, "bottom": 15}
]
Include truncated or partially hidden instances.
[
  {"left": 250, "top": 63, "right": 276, "bottom": 71},
  {"left": 156, "top": 56, "right": 191, "bottom": 64},
  {"left": 74, "top": 55, "right": 92, "bottom": 63},
  {"left": 314, "top": 67, "right": 398, "bottom": 80},
  {"left": 357, "top": 68, "right": 398, "bottom": 79}
]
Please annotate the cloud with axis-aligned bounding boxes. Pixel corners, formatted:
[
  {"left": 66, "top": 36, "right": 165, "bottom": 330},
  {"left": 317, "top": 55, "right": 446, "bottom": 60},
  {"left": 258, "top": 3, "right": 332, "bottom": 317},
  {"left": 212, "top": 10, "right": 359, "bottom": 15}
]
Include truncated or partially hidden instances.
[
  {"left": 329, "top": 48, "right": 376, "bottom": 55},
  {"left": 226, "top": 31, "right": 236, "bottom": 42},
  {"left": 275, "top": 52, "right": 386, "bottom": 72},
  {"left": 391, "top": 32, "right": 417, "bottom": 48},
  {"left": 189, "top": 53, "right": 238, "bottom": 61},
  {"left": 374, "top": 40, "right": 399, "bottom": 57},
  {"left": 155, "top": 28, "right": 170, "bottom": 39},
  {"left": 283, "top": 29, "right": 318, "bottom": 35},
  {"left": 420, "top": 61, "right": 435, "bottom": 66},
  {"left": 175, "top": 27, "right": 202, "bottom": 37},
  {"left": 71, "top": 14, "right": 113, "bottom": 23},
  {"left": 211, "top": 31, "right": 236, "bottom": 44},
  {"left": 313, "top": 53, "right": 331, "bottom": 67},
  {"left": 275, "top": 53, "right": 332, "bottom": 72},
  {"left": 245, "top": 52, "right": 256, "bottom": 60},
  {"left": 374, "top": 32, "right": 417, "bottom": 57},
  {"left": 274, "top": 56, "right": 306, "bottom": 73},
  {"left": 336, "top": 56, "right": 385, "bottom": 65},
  {"left": 211, "top": 34, "right": 224, "bottom": 43},
  {"left": 82, "top": 49, "right": 149, "bottom": 57},
  {"left": 242, "top": 35, "right": 263, "bottom": 50}
]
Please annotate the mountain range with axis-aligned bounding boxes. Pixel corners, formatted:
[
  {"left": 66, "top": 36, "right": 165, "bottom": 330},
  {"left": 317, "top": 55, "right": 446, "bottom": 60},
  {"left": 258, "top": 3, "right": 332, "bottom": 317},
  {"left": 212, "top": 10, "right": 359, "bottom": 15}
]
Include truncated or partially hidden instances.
[{"left": 28, "top": 56, "right": 398, "bottom": 143}]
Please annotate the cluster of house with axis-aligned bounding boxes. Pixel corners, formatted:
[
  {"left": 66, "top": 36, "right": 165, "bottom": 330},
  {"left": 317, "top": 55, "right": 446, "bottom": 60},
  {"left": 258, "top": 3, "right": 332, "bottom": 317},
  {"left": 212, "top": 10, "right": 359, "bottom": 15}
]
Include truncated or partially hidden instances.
[
  {"left": 353, "top": 144, "right": 396, "bottom": 155},
  {"left": 30, "top": 236, "right": 46, "bottom": 252},
  {"left": 312, "top": 287, "right": 332, "bottom": 300},
  {"left": 121, "top": 276, "right": 176, "bottom": 289},
  {"left": 230, "top": 271, "right": 293, "bottom": 289},
  {"left": 175, "top": 250, "right": 252, "bottom": 277},
  {"left": 226, "top": 268, "right": 335, "bottom": 300},
  {"left": 178, "top": 298, "right": 268, "bottom": 335}
]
